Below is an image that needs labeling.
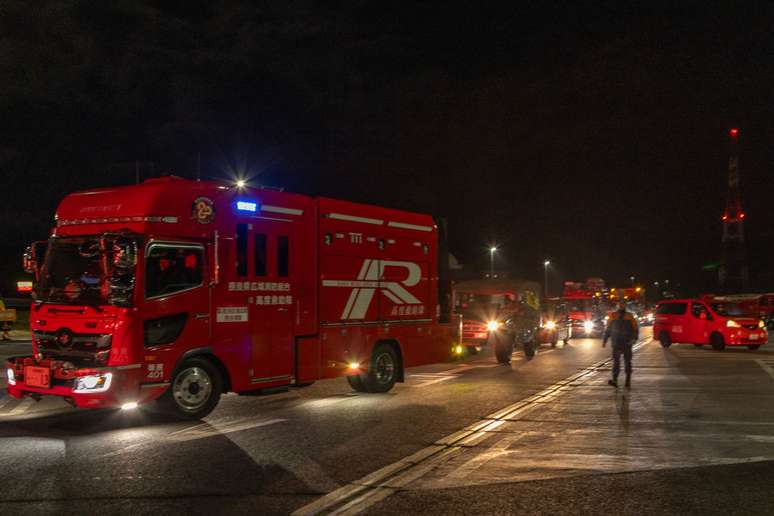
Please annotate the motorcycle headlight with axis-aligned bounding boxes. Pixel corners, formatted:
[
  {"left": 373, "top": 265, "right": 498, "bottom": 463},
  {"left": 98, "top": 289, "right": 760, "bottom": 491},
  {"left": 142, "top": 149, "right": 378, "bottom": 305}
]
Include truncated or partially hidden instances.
[
  {"left": 73, "top": 373, "right": 113, "bottom": 393},
  {"left": 487, "top": 320, "right": 500, "bottom": 332},
  {"left": 544, "top": 320, "right": 556, "bottom": 330},
  {"left": 583, "top": 320, "right": 594, "bottom": 333}
]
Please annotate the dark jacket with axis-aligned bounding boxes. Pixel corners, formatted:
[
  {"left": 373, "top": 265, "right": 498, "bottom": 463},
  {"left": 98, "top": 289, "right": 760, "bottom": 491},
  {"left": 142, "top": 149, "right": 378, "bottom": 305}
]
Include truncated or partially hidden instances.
[{"left": 603, "top": 310, "right": 638, "bottom": 345}]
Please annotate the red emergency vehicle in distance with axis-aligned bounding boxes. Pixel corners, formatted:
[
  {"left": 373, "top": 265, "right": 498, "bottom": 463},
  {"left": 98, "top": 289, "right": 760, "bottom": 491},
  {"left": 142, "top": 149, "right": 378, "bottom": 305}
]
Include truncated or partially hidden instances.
[
  {"left": 562, "top": 280, "right": 606, "bottom": 337},
  {"left": 8, "top": 176, "right": 458, "bottom": 418}
]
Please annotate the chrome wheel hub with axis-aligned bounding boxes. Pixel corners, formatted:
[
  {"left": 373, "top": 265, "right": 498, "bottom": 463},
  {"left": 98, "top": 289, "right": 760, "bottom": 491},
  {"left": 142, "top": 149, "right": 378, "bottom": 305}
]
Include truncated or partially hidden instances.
[{"left": 173, "top": 366, "right": 212, "bottom": 411}]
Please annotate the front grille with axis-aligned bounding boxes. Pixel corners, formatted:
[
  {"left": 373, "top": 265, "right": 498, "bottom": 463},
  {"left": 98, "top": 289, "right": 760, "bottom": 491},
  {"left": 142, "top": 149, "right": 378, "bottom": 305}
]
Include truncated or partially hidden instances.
[{"left": 34, "top": 330, "right": 112, "bottom": 366}]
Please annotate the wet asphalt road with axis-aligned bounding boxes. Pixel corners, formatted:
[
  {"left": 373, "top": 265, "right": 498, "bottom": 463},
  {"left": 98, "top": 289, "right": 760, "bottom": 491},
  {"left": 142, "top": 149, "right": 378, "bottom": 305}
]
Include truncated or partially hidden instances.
[{"left": 2, "top": 330, "right": 774, "bottom": 515}]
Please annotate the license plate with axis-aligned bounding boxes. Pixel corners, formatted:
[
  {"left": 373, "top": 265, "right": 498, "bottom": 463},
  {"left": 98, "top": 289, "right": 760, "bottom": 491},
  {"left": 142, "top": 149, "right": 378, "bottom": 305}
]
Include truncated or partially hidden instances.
[
  {"left": 24, "top": 366, "right": 51, "bottom": 389},
  {"left": 749, "top": 334, "right": 759, "bottom": 340}
]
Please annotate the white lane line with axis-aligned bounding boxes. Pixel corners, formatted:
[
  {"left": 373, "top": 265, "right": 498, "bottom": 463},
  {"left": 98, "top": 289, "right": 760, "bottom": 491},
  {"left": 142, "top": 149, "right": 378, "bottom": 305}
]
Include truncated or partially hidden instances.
[
  {"left": 292, "top": 337, "right": 649, "bottom": 515},
  {"left": 755, "top": 359, "right": 774, "bottom": 379},
  {"left": 0, "top": 395, "right": 15, "bottom": 412},
  {"left": 4, "top": 397, "right": 35, "bottom": 416},
  {"left": 99, "top": 417, "right": 287, "bottom": 458}
]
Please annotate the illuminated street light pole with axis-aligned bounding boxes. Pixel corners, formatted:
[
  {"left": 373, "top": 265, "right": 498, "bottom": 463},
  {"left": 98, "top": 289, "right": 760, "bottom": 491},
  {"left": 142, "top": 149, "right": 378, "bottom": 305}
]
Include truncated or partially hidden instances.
[
  {"left": 543, "top": 260, "right": 551, "bottom": 298},
  {"left": 489, "top": 247, "right": 497, "bottom": 279}
]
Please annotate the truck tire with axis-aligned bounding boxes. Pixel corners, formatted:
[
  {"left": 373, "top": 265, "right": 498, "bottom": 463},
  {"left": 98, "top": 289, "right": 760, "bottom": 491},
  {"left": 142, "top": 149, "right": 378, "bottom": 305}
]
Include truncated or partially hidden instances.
[
  {"left": 659, "top": 332, "right": 672, "bottom": 348},
  {"left": 160, "top": 357, "right": 223, "bottom": 420},
  {"left": 523, "top": 339, "right": 536, "bottom": 359},
  {"left": 495, "top": 337, "right": 513, "bottom": 364},
  {"left": 347, "top": 375, "right": 367, "bottom": 392},
  {"left": 359, "top": 343, "right": 399, "bottom": 393},
  {"left": 710, "top": 332, "right": 726, "bottom": 351}
]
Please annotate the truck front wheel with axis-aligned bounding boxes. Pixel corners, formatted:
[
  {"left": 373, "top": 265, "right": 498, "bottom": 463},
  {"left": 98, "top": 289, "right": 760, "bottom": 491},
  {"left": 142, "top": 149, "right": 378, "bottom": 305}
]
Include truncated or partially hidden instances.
[{"left": 161, "top": 357, "right": 223, "bottom": 419}]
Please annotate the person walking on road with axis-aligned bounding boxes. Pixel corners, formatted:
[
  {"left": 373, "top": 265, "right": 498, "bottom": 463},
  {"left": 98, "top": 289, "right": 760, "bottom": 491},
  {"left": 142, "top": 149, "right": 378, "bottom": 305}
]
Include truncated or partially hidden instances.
[{"left": 603, "top": 303, "right": 639, "bottom": 388}]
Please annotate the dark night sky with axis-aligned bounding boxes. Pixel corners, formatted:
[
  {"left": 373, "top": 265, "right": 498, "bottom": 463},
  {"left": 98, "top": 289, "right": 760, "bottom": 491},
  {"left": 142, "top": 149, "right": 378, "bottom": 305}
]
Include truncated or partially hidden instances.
[{"left": 1, "top": 1, "right": 773, "bottom": 295}]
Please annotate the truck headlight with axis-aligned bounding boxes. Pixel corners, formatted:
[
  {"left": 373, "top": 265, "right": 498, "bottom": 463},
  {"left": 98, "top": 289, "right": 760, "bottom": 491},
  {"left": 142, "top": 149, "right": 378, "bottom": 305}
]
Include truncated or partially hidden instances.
[
  {"left": 583, "top": 320, "right": 594, "bottom": 333},
  {"left": 73, "top": 373, "right": 113, "bottom": 393},
  {"left": 544, "top": 320, "right": 556, "bottom": 330},
  {"left": 760, "top": 320, "right": 766, "bottom": 329},
  {"left": 487, "top": 320, "right": 500, "bottom": 332},
  {"left": 7, "top": 368, "right": 16, "bottom": 386},
  {"left": 726, "top": 320, "right": 741, "bottom": 328}
]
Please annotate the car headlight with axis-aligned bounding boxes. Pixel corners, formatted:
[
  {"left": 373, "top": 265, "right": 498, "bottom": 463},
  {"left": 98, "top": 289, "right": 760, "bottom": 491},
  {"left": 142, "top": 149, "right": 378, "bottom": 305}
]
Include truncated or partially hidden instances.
[
  {"left": 544, "top": 320, "right": 556, "bottom": 330},
  {"left": 583, "top": 320, "right": 594, "bottom": 333},
  {"left": 487, "top": 320, "right": 500, "bottom": 332},
  {"left": 760, "top": 320, "right": 766, "bottom": 329},
  {"left": 73, "top": 373, "right": 113, "bottom": 393},
  {"left": 7, "top": 368, "right": 16, "bottom": 386},
  {"left": 726, "top": 320, "right": 741, "bottom": 328}
]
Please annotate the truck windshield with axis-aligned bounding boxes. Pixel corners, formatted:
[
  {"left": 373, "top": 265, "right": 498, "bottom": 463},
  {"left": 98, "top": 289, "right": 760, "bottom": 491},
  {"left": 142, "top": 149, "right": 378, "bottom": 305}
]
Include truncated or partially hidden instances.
[
  {"left": 710, "top": 303, "right": 755, "bottom": 318},
  {"left": 36, "top": 235, "right": 137, "bottom": 306}
]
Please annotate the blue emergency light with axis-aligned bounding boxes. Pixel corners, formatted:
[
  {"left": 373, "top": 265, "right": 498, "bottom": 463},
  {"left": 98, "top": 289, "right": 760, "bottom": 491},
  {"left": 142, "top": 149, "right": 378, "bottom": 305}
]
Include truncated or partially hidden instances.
[{"left": 235, "top": 200, "right": 259, "bottom": 213}]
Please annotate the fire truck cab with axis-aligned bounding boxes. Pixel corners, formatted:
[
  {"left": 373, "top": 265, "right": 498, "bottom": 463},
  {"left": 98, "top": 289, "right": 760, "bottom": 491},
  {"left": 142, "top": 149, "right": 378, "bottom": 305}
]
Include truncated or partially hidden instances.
[
  {"left": 453, "top": 279, "right": 542, "bottom": 362},
  {"left": 8, "top": 177, "right": 458, "bottom": 418}
]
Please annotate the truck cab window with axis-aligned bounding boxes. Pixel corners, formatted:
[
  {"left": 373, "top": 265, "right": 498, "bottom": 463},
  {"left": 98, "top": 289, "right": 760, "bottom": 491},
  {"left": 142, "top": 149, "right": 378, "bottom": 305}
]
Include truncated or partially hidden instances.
[
  {"left": 145, "top": 244, "right": 203, "bottom": 298},
  {"left": 255, "top": 233, "right": 267, "bottom": 276},
  {"left": 278, "top": 236, "right": 289, "bottom": 277},
  {"left": 236, "top": 223, "right": 248, "bottom": 277}
]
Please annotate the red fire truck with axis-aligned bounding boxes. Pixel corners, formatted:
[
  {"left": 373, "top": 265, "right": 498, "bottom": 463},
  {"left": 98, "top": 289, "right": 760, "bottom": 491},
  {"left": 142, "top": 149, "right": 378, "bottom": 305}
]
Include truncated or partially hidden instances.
[
  {"left": 562, "top": 281, "right": 606, "bottom": 337},
  {"left": 7, "top": 176, "right": 458, "bottom": 418}
]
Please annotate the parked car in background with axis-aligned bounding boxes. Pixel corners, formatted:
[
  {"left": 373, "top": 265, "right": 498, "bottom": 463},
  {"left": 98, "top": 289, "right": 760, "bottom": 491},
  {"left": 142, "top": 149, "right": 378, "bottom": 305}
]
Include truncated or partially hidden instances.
[{"left": 654, "top": 299, "right": 768, "bottom": 351}]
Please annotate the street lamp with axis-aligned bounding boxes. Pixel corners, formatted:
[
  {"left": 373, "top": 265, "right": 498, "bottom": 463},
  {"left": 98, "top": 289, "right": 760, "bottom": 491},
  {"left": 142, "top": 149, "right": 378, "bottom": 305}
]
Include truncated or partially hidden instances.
[
  {"left": 543, "top": 260, "right": 551, "bottom": 298},
  {"left": 489, "top": 247, "right": 497, "bottom": 279}
]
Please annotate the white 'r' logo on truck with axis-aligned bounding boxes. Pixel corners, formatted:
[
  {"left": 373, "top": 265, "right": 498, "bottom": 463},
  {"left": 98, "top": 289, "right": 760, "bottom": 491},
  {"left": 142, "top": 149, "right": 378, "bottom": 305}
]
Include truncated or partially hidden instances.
[{"left": 322, "top": 259, "right": 422, "bottom": 319}]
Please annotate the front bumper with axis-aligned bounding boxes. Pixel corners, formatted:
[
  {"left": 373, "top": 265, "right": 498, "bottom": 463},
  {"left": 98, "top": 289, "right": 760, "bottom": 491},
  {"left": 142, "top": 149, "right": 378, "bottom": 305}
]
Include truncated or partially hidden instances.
[
  {"left": 725, "top": 329, "right": 768, "bottom": 346},
  {"left": 6, "top": 356, "right": 158, "bottom": 409}
]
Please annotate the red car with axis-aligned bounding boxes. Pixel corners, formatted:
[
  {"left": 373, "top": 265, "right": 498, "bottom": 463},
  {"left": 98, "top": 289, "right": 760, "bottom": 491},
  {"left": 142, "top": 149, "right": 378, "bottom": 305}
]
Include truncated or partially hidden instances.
[{"left": 654, "top": 299, "right": 768, "bottom": 351}]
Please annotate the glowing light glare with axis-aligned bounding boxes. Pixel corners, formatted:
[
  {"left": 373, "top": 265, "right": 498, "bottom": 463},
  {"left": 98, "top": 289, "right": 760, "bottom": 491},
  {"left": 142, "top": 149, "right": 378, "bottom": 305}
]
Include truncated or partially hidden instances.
[
  {"left": 7, "top": 368, "right": 16, "bottom": 386},
  {"left": 235, "top": 179, "right": 247, "bottom": 188},
  {"left": 544, "top": 320, "right": 556, "bottom": 330},
  {"left": 121, "top": 401, "right": 138, "bottom": 411},
  {"left": 583, "top": 320, "right": 594, "bottom": 334},
  {"left": 729, "top": 127, "right": 739, "bottom": 138},
  {"left": 348, "top": 362, "right": 360, "bottom": 370},
  {"left": 727, "top": 320, "right": 741, "bottom": 328},
  {"left": 454, "top": 345, "right": 464, "bottom": 355},
  {"left": 236, "top": 200, "right": 258, "bottom": 212},
  {"left": 490, "top": 247, "right": 497, "bottom": 253},
  {"left": 543, "top": 260, "right": 550, "bottom": 267},
  {"left": 760, "top": 320, "right": 766, "bottom": 329},
  {"left": 16, "top": 281, "right": 32, "bottom": 293},
  {"left": 487, "top": 320, "right": 500, "bottom": 332}
]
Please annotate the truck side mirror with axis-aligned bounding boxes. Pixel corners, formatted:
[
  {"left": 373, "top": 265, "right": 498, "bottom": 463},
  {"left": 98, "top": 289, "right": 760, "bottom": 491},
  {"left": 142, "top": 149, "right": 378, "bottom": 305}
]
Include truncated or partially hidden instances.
[{"left": 23, "top": 241, "right": 47, "bottom": 280}]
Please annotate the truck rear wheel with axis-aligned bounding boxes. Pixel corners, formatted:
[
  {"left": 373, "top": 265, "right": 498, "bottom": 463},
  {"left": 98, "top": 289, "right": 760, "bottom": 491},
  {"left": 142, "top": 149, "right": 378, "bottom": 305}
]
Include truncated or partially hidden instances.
[
  {"left": 160, "top": 357, "right": 222, "bottom": 419},
  {"left": 710, "top": 332, "right": 726, "bottom": 351},
  {"left": 523, "top": 339, "right": 536, "bottom": 359},
  {"left": 495, "top": 336, "right": 513, "bottom": 364},
  {"left": 350, "top": 343, "right": 399, "bottom": 393}
]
